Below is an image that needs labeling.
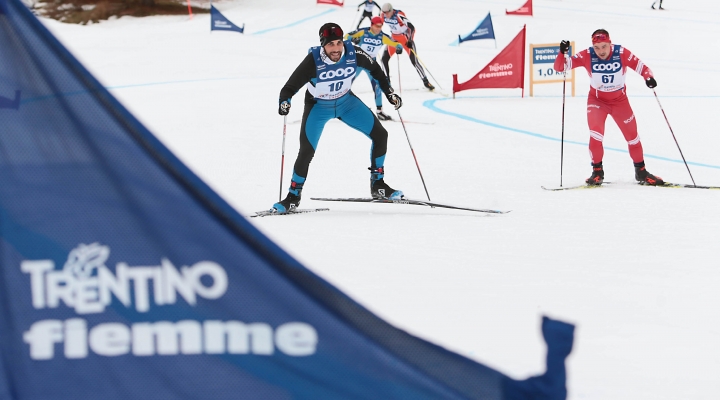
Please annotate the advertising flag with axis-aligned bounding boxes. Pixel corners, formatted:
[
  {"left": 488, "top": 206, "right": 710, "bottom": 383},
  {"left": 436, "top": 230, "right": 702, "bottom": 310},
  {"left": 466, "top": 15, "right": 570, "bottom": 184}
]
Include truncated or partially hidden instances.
[
  {"left": 0, "top": 1, "right": 572, "bottom": 398},
  {"left": 458, "top": 12, "right": 496, "bottom": 44},
  {"left": 317, "top": 0, "right": 345, "bottom": 6},
  {"left": 210, "top": 5, "right": 244, "bottom": 33},
  {"left": 506, "top": 0, "right": 533, "bottom": 16},
  {"left": 453, "top": 25, "right": 527, "bottom": 96}
]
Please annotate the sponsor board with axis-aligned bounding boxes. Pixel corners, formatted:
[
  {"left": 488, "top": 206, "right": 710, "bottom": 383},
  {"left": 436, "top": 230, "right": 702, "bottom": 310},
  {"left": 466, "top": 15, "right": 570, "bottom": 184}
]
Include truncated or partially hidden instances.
[{"left": 529, "top": 42, "right": 576, "bottom": 97}]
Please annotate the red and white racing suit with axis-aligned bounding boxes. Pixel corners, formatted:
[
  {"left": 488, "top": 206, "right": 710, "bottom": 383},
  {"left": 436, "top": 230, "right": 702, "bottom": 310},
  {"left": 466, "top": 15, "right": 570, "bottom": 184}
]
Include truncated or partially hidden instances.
[{"left": 554, "top": 45, "right": 654, "bottom": 164}]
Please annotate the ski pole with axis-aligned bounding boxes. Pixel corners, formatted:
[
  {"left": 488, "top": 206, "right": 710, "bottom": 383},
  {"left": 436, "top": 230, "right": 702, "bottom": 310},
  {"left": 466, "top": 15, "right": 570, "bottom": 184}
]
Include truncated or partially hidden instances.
[
  {"left": 350, "top": 9, "right": 360, "bottom": 30},
  {"left": 396, "top": 109, "right": 431, "bottom": 201},
  {"left": 410, "top": 48, "right": 443, "bottom": 91},
  {"left": 560, "top": 72, "right": 567, "bottom": 187},
  {"left": 653, "top": 89, "right": 696, "bottom": 186},
  {"left": 279, "top": 115, "right": 287, "bottom": 201},
  {"left": 397, "top": 52, "right": 402, "bottom": 94}
]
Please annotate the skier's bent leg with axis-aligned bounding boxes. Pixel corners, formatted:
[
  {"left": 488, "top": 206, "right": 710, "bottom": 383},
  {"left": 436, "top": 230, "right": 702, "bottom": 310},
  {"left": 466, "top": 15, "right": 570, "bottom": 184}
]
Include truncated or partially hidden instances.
[
  {"left": 586, "top": 101, "right": 610, "bottom": 164},
  {"left": 611, "top": 99, "right": 644, "bottom": 164},
  {"left": 291, "top": 103, "right": 331, "bottom": 186},
  {"left": 381, "top": 49, "right": 392, "bottom": 80},
  {"left": 407, "top": 42, "right": 428, "bottom": 81}
]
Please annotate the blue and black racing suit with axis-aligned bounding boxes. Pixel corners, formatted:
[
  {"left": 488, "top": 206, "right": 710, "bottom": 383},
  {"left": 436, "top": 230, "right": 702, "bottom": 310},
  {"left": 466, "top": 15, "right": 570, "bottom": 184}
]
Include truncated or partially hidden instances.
[{"left": 278, "top": 41, "right": 396, "bottom": 197}]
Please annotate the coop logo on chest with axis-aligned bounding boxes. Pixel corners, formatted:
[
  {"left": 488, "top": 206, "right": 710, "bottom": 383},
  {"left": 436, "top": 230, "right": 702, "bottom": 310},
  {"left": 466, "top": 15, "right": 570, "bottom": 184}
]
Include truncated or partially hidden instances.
[
  {"left": 592, "top": 62, "right": 621, "bottom": 72},
  {"left": 319, "top": 67, "right": 355, "bottom": 80}
]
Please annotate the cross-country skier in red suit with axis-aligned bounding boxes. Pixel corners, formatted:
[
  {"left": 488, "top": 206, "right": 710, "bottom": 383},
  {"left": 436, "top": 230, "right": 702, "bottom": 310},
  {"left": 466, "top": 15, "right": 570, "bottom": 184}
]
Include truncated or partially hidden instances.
[
  {"left": 554, "top": 29, "right": 664, "bottom": 186},
  {"left": 380, "top": 3, "right": 435, "bottom": 91}
]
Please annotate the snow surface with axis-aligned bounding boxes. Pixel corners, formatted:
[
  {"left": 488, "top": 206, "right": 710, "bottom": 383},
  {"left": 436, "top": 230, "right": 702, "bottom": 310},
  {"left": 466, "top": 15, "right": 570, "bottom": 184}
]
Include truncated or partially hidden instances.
[{"left": 41, "top": 0, "right": 720, "bottom": 398}]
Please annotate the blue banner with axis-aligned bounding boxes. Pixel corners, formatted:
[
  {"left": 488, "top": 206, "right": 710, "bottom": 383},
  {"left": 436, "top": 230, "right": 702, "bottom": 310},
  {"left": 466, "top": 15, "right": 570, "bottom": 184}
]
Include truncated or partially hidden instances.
[
  {"left": 0, "top": 89, "right": 20, "bottom": 109},
  {"left": 211, "top": 5, "right": 244, "bottom": 33},
  {"left": 0, "top": 0, "right": 574, "bottom": 398},
  {"left": 458, "top": 12, "right": 495, "bottom": 43}
]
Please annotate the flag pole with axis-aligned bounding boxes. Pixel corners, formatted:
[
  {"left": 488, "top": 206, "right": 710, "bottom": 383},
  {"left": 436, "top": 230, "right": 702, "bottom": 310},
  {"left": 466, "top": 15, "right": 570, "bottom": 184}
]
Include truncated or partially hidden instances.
[{"left": 186, "top": 0, "right": 193, "bottom": 19}]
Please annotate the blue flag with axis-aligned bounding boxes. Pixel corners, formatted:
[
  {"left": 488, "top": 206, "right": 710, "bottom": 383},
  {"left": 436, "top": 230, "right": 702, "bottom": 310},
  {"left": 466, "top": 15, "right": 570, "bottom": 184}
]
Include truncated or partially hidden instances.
[
  {"left": 459, "top": 12, "right": 496, "bottom": 44},
  {"left": 211, "top": 5, "right": 244, "bottom": 33},
  {"left": 0, "top": 0, "right": 574, "bottom": 398}
]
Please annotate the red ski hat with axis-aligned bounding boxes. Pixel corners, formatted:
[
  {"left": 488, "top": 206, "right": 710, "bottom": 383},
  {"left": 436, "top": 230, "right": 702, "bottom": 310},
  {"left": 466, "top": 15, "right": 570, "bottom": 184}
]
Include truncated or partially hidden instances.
[
  {"left": 591, "top": 32, "right": 611, "bottom": 44},
  {"left": 371, "top": 16, "right": 383, "bottom": 26}
]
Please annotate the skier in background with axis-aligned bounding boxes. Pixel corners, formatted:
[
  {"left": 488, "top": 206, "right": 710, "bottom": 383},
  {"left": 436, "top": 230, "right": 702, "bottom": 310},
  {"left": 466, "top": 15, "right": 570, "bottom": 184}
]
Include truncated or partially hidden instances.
[
  {"left": 345, "top": 16, "right": 404, "bottom": 121},
  {"left": 356, "top": 0, "right": 381, "bottom": 30},
  {"left": 651, "top": 0, "right": 664, "bottom": 10},
  {"left": 554, "top": 29, "right": 664, "bottom": 186},
  {"left": 274, "top": 22, "right": 404, "bottom": 214},
  {"left": 379, "top": 3, "right": 435, "bottom": 91}
]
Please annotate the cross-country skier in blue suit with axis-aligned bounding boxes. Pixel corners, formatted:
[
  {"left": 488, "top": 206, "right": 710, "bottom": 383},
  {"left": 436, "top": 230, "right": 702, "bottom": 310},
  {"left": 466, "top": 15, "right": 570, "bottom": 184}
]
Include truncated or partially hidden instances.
[
  {"left": 274, "top": 22, "right": 404, "bottom": 214},
  {"left": 345, "top": 16, "right": 403, "bottom": 121}
]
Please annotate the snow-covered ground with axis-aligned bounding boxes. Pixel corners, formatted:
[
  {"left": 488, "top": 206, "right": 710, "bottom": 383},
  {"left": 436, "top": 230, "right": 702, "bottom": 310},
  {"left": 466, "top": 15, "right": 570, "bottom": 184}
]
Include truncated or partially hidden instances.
[{"left": 42, "top": 1, "right": 720, "bottom": 398}]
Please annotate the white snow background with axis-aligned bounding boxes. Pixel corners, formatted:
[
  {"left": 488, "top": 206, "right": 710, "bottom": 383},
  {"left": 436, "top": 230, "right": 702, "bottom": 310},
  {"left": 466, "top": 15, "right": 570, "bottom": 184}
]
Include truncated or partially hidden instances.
[{"left": 41, "top": 0, "right": 720, "bottom": 398}]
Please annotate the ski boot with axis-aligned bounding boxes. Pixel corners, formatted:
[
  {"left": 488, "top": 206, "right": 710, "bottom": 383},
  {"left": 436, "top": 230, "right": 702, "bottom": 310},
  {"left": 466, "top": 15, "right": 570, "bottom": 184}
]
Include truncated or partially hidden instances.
[
  {"left": 423, "top": 78, "right": 435, "bottom": 91},
  {"left": 376, "top": 109, "right": 393, "bottom": 121},
  {"left": 634, "top": 162, "right": 664, "bottom": 185},
  {"left": 370, "top": 167, "right": 404, "bottom": 200},
  {"left": 585, "top": 162, "right": 604, "bottom": 185},
  {"left": 273, "top": 181, "right": 303, "bottom": 213}
]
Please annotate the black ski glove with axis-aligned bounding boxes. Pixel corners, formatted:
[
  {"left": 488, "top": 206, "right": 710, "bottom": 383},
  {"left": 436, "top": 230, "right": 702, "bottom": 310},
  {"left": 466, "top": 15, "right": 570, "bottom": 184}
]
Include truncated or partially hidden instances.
[
  {"left": 406, "top": 39, "right": 414, "bottom": 49},
  {"left": 559, "top": 40, "right": 570, "bottom": 54},
  {"left": 386, "top": 92, "right": 402, "bottom": 110},
  {"left": 645, "top": 77, "right": 657, "bottom": 88},
  {"left": 279, "top": 100, "right": 291, "bottom": 116}
]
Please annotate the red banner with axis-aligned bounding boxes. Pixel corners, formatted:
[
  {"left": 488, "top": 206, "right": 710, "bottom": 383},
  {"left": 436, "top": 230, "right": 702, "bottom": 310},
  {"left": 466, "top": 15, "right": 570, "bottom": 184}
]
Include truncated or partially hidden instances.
[
  {"left": 506, "top": 0, "right": 533, "bottom": 16},
  {"left": 453, "top": 25, "right": 526, "bottom": 96},
  {"left": 317, "top": 0, "right": 344, "bottom": 6}
]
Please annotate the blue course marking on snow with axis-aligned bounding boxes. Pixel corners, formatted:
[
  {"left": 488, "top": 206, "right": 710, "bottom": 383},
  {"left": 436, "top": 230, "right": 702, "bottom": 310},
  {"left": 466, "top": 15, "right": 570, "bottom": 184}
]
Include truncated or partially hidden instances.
[
  {"left": 251, "top": 9, "right": 337, "bottom": 35},
  {"left": 423, "top": 96, "right": 720, "bottom": 170},
  {"left": 105, "top": 76, "right": 280, "bottom": 90},
  {"left": 18, "top": 76, "right": 281, "bottom": 105}
]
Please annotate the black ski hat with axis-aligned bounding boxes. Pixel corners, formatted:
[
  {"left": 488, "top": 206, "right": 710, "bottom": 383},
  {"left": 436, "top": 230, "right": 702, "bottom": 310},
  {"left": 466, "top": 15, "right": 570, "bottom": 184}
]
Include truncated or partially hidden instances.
[{"left": 319, "top": 22, "right": 343, "bottom": 46}]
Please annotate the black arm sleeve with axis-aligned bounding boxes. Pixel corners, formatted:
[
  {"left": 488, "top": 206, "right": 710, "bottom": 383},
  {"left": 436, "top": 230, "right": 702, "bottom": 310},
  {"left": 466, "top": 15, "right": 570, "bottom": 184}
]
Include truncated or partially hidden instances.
[
  {"left": 406, "top": 22, "right": 416, "bottom": 38},
  {"left": 373, "top": 1, "right": 381, "bottom": 10},
  {"left": 355, "top": 47, "right": 393, "bottom": 95},
  {"left": 279, "top": 53, "right": 316, "bottom": 103}
]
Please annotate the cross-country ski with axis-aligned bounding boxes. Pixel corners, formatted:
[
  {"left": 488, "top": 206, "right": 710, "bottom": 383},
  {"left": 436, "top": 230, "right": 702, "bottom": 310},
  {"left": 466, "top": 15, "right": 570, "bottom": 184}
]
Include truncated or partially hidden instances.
[
  {"left": 637, "top": 182, "right": 720, "bottom": 189},
  {"left": 251, "top": 208, "right": 330, "bottom": 217},
  {"left": 310, "top": 197, "right": 509, "bottom": 214},
  {"left": 542, "top": 182, "right": 612, "bottom": 191}
]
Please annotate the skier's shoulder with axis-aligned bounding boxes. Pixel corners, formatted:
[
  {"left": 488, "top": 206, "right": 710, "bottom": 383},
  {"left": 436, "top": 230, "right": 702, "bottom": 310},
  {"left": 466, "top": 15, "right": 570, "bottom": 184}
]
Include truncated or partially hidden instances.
[
  {"left": 572, "top": 48, "right": 590, "bottom": 61},
  {"left": 353, "top": 46, "right": 376, "bottom": 65},
  {"left": 346, "top": 28, "right": 366, "bottom": 38},
  {"left": 616, "top": 45, "right": 634, "bottom": 57}
]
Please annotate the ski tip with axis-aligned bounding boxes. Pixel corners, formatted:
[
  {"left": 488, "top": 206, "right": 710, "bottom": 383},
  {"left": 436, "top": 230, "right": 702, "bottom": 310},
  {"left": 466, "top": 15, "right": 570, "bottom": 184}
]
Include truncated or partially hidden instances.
[
  {"left": 250, "top": 209, "right": 278, "bottom": 218},
  {"left": 250, "top": 208, "right": 330, "bottom": 218},
  {"left": 541, "top": 182, "right": 610, "bottom": 191}
]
